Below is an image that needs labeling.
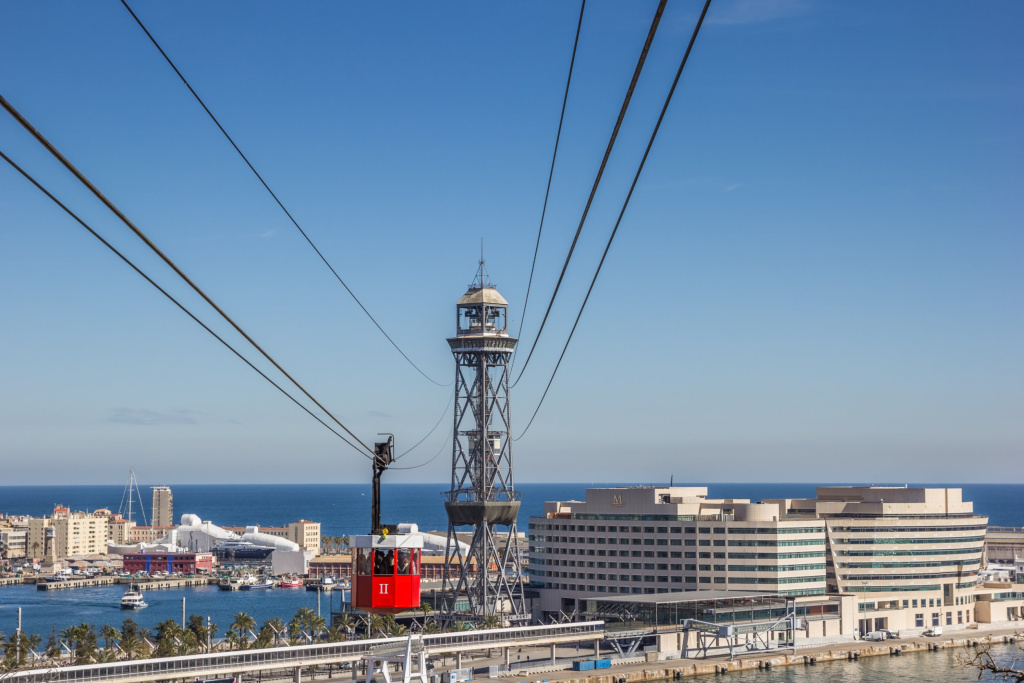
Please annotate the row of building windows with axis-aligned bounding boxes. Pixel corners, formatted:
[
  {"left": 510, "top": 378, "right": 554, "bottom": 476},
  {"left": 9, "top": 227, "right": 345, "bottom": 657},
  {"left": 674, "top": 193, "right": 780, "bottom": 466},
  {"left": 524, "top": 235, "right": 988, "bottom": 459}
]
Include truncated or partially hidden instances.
[
  {"left": 728, "top": 563, "right": 826, "bottom": 573},
  {"left": 727, "top": 551, "right": 826, "bottom": 560},
  {"left": 728, "top": 539, "right": 826, "bottom": 547},
  {"left": 836, "top": 536, "right": 985, "bottom": 545},
  {"left": 531, "top": 524, "right": 822, "bottom": 535},
  {"left": 829, "top": 525, "right": 987, "bottom": 533},
  {"left": 839, "top": 547, "right": 983, "bottom": 557},
  {"left": 841, "top": 571, "right": 977, "bottom": 582},
  {"left": 839, "top": 559, "right": 981, "bottom": 569}
]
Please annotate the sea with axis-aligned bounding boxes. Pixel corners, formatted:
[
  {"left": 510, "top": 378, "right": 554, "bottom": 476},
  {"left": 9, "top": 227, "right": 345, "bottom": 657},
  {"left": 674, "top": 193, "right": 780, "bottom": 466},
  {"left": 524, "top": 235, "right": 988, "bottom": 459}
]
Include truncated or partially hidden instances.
[{"left": 0, "top": 482, "right": 1021, "bottom": 680}]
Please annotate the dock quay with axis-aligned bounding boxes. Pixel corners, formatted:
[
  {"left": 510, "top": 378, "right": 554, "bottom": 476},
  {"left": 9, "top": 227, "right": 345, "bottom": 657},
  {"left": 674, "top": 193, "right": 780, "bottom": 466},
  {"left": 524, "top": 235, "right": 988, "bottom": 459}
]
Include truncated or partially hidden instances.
[{"left": 33, "top": 576, "right": 217, "bottom": 591}]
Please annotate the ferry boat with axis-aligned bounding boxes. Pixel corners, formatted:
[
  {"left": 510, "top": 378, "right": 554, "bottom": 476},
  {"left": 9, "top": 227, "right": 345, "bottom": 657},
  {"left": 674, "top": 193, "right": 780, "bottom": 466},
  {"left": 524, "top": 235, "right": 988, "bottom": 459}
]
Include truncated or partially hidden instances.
[{"left": 120, "top": 585, "right": 148, "bottom": 609}]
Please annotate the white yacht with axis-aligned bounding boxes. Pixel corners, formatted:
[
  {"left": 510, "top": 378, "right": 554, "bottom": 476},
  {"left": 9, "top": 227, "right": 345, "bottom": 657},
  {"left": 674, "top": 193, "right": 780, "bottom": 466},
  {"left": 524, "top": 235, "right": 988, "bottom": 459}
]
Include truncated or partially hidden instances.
[{"left": 120, "top": 585, "right": 148, "bottom": 610}]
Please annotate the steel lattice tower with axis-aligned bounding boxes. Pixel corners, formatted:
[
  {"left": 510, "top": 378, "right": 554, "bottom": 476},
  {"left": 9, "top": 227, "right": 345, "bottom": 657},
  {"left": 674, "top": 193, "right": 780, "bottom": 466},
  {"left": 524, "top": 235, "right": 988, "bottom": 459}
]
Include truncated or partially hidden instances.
[{"left": 440, "top": 262, "right": 527, "bottom": 624}]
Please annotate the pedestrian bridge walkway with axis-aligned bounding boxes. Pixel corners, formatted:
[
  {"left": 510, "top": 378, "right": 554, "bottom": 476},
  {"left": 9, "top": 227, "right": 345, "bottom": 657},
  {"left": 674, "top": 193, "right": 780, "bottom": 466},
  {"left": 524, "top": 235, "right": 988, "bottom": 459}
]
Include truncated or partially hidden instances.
[{"left": 7, "top": 622, "right": 605, "bottom": 683}]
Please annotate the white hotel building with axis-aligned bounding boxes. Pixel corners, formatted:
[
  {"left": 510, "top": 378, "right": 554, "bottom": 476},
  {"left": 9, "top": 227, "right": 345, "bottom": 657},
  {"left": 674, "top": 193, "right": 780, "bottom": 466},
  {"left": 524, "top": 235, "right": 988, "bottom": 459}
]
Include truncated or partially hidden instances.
[{"left": 527, "top": 485, "right": 1020, "bottom": 633}]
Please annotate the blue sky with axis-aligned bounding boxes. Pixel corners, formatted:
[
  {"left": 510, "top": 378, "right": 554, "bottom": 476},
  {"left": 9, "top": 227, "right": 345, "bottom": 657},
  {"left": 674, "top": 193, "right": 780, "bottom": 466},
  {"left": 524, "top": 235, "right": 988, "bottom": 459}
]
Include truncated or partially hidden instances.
[{"left": 1, "top": 1, "right": 1021, "bottom": 485}]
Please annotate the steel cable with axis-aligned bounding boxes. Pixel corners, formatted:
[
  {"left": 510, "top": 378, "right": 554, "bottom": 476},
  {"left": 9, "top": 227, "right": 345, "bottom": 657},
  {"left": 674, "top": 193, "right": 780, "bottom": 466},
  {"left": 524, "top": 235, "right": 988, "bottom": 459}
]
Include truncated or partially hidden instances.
[
  {"left": 0, "top": 149, "right": 369, "bottom": 456},
  {"left": 516, "top": 0, "right": 713, "bottom": 440},
  {"left": 0, "top": 93, "right": 375, "bottom": 458},
  {"left": 512, "top": 0, "right": 668, "bottom": 387},
  {"left": 120, "top": 0, "right": 449, "bottom": 387},
  {"left": 514, "top": 0, "right": 586, "bottom": 355}
]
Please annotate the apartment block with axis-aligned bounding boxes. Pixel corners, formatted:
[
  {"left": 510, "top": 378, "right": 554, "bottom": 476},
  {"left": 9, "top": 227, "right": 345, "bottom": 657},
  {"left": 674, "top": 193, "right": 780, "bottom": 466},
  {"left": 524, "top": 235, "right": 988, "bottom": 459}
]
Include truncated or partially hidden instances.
[{"left": 151, "top": 487, "right": 173, "bottom": 528}]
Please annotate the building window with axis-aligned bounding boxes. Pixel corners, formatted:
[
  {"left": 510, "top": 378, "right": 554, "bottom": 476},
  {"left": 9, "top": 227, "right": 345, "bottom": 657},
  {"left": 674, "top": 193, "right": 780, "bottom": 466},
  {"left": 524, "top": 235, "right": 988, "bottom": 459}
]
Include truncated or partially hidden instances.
[{"left": 915, "top": 614, "right": 924, "bottom": 628}]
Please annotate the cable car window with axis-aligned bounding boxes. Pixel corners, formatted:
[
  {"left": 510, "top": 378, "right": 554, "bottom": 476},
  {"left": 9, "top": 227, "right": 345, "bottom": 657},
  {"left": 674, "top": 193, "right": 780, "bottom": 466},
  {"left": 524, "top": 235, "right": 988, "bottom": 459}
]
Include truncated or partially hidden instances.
[
  {"left": 397, "top": 549, "right": 412, "bottom": 575},
  {"left": 357, "top": 548, "right": 372, "bottom": 576},
  {"left": 373, "top": 549, "right": 394, "bottom": 576},
  {"left": 411, "top": 549, "right": 420, "bottom": 575}
]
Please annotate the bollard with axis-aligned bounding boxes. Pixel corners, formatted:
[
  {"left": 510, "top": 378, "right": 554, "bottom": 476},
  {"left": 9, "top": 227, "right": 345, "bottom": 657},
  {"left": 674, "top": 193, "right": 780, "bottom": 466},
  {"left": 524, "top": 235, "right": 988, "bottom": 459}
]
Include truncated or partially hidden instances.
[
  {"left": 810, "top": 657, "right": 817, "bottom": 665},
  {"left": 765, "top": 661, "right": 772, "bottom": 668}
]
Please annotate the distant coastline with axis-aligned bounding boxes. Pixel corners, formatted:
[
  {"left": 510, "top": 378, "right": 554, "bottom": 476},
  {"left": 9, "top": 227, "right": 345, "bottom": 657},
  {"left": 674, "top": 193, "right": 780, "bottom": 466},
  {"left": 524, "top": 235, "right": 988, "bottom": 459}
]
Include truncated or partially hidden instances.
[{"left": 1, "top": 482, "right": 1021, "bottom": 536}]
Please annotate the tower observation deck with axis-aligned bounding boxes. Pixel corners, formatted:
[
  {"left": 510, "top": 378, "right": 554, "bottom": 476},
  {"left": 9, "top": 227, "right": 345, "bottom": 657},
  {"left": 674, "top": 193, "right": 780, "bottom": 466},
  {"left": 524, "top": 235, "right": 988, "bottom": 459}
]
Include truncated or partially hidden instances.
[{"left": 440, "top": 262, "right": 527, "bottom": 624}]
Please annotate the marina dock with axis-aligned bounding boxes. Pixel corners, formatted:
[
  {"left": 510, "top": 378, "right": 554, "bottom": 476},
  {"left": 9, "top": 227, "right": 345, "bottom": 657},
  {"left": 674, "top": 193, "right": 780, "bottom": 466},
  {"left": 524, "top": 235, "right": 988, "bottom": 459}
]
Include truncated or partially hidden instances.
[{"left": 32, "top": 576, "right": 217, "bottom": 591}]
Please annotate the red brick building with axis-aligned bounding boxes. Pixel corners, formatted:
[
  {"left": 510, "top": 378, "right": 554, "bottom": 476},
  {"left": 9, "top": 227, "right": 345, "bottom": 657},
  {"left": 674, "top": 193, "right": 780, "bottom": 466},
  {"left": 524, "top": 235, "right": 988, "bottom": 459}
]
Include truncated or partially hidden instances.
[{"left": 122, "top": 552, "right": 213, "bottom": 575}]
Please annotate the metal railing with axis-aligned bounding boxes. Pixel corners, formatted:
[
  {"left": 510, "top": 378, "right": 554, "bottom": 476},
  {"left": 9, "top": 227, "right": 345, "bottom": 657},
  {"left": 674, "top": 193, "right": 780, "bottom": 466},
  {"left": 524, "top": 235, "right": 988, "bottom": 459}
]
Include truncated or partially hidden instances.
[{"left": 5, "top": 622, "right": 604, "bottom": 683}]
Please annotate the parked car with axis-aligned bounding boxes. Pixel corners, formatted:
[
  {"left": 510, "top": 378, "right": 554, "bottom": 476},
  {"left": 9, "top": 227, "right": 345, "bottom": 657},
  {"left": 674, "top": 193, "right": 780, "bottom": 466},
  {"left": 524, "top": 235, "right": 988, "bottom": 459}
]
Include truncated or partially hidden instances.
[{"left": 924, "top": 627, "right": 943, "bottom": 637}]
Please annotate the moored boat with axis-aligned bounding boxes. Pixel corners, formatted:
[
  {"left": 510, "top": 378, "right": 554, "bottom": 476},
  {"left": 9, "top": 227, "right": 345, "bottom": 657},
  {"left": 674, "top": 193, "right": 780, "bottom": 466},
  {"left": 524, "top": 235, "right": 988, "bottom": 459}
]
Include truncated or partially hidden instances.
[{"left": 279, "top": 576, "right": 303, "bottom": 588}]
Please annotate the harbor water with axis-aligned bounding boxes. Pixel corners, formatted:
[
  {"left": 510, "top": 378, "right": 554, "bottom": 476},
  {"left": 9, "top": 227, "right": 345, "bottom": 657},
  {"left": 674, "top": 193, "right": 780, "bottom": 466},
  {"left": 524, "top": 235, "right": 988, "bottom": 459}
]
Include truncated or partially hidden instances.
[{"left": 0, "top": 582, "right": 342, "bottom": 639}]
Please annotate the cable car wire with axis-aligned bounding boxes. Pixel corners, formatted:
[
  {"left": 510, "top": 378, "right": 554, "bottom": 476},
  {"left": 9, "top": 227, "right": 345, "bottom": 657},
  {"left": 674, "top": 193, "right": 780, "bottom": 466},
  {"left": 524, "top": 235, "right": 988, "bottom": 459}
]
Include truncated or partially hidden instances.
[
  {"left": 512, "top": 0, "right": 667, "bottom": 387},
  {"left": 0, "top": 148, "right": 368, "bottom": 456},
  {"left": 390, "top": 426, "right": 453, "bottom": 471},
  {"left": 395, "top": 388, "right": 454, "bottom": 460},
  {"left": 514, "top": 0, "right": 586, "bottom": 353},
  {"left": 0, "top": 93, "right": 376, "bottom": 459},
  {"left": 120, "top": 0, "right": 449, "bottom": 388},
  {"left": 515, "top": 0, "right": 713, "bottom": 440}
]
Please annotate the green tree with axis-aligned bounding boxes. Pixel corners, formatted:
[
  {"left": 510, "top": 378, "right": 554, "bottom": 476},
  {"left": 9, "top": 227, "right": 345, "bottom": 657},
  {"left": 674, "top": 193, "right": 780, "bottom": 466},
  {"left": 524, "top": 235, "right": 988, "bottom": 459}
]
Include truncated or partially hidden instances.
[
  {"left": 335, "top": 613, "right": 357, "bottom": 639},
  {"left": 231, "top": 612, "right": 256, "bottom": 649},
  {"left": 119, "top": 619, "right": 146, "bottom": 661},
  {"left": 264, "top": 617, "right": 286, "bottom": 647},
  {"left": 153, "top": 619, "right": 182, "bottom": 658},
  {"left": 287, "top": 618, "right": 304, "bottom": 645},
  {"left": 308, "top": 615, "right": 327, "bottom": 642},
  {"left": 177, "top": 630, "right": 201, "bottom": 656},
  {"left": 100, "top": 624, "right": 119, "bottom": 654},
  {"left": 252, "top": 625, "right": 275, "bottom": 650}
]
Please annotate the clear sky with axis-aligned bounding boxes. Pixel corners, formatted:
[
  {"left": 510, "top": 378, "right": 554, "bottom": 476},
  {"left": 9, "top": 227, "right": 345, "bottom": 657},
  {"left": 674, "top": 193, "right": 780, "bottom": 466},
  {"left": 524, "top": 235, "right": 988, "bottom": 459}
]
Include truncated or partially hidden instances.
[{"left": 1, "top": 1, "right": 1021, "bottom": 486}]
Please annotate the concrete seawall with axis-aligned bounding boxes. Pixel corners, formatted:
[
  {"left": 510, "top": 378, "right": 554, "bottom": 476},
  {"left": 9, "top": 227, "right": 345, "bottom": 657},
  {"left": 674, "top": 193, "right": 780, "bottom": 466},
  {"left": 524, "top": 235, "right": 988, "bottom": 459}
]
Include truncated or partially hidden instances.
[{"left": 504, "top": 630, "right": 1022, "bottom": 682}]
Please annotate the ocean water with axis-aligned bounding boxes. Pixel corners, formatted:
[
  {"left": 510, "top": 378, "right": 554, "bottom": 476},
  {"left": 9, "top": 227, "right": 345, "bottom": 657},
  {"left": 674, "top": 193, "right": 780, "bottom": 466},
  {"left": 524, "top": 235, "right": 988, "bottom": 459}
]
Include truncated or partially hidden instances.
[{"left": 0, "top": 483, "right": 1021, "bottom": 537}]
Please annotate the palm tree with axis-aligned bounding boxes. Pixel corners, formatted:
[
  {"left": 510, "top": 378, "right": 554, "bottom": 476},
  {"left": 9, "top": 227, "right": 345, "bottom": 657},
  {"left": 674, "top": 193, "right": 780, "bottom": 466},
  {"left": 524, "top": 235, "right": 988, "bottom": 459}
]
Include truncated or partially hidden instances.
[
  {"left": 364, "top": 614, "right": 385, "bottom": 639},
  {"left": 252, "top": 625, "right": 275, "bottom": 650},
  {"left": 286, "top": 618, "right": 304, "bottom": 645},
  {"left": 264, "top": 617, "right": 286, "bottom": 647},
  {"left": 22, "top": 632, "right": 43, "bottom": 665},
  {"left": 307, "top": 615, "right": 327, "bottom": 642},
  {"left": 482, "top": 614, "right": 501, "bottom": 630},
  {"left": 100, "top": 624, "right": 119, "bottom": 654},
  {"left": 231, "top": 613, "right": 256, "bottom": 649},
  {"left": 154, "top": 619, "right": 181, "bottom": 658},
  {"left": 177, "top": 630, "right": 200, "bottom": 656},
  {"left": 119, "top": 619, "right": 146, "bottom": 661},
  {"left": 335, "top": 613, "right": 357, "bottom": 639},
  {"left": 421, "top": 620, "right": 441, "bottom": 635},
  {"left": 31, "top": 541, "right": 40, "bottom": 560}
]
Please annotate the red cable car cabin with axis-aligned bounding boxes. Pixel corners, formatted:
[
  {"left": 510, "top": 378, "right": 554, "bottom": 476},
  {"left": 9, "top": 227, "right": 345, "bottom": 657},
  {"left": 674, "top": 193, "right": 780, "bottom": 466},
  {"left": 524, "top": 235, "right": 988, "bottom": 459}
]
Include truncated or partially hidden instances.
[{"left": 351, "top": 523, "right": 423, "bottom": 614}]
